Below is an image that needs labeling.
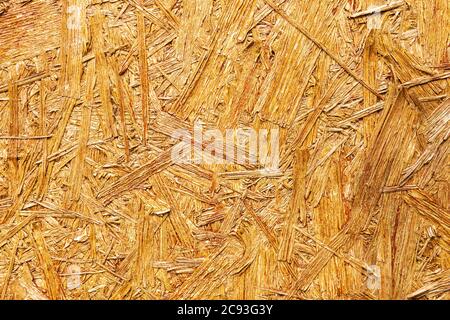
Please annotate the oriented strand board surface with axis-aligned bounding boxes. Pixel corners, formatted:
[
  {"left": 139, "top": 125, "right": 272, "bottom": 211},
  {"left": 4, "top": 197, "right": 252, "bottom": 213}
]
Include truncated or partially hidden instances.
[{"left": 0, "top": 0, "right": 449, "bottom": 300}]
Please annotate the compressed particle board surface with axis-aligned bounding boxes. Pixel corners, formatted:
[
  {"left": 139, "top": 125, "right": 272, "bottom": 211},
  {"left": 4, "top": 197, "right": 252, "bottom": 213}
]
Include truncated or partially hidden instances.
[{"left": 0, "top": 0, "right": 449, "bottom": 300}]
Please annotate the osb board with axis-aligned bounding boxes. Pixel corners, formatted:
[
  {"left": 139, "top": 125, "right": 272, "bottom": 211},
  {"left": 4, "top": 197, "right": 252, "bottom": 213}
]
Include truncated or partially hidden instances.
[{"left": 0, "top": 0, "right": 449, "bottom": 300}]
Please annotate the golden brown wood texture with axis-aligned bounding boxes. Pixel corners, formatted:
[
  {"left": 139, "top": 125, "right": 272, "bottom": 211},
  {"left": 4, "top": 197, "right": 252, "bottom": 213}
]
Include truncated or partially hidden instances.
[{"left": 0, "top": 0, "right": 448, "bottom": 300}]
